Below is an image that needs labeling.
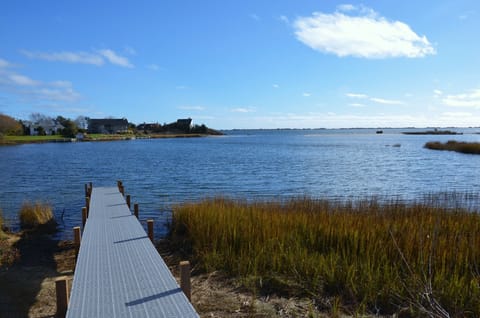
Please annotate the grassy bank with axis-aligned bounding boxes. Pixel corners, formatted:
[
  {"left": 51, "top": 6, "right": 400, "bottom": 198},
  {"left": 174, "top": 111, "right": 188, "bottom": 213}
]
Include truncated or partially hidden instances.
[
  {"left": 1, "top": 135, "right": 70, "bottom": 145},
  {"left": 425, "top": 140, "right": 480, "bottom": 154},
  {"left": 171, "top": 197, "right": 480, "bottom": 316}
]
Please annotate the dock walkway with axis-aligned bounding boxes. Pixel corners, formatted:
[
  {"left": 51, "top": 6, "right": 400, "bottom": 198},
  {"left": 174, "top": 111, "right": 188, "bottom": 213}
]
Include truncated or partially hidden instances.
[{"left": 66, "top": 186, "right": 198, "bottom": 317}]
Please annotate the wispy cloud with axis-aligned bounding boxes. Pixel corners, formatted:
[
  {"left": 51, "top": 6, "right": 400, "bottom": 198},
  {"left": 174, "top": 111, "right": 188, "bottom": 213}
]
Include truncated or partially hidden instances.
[
  {"left": 442, "top": 88, "right": 480, "bottom": 108},
  {"left": 8, "top": 74, "right": 39, "bottom": 86},
  {"left": 293, "top": 5, "right": 435, "bottom": 58},
  {"left": 434, "top": 89, "right": 443, "bottom": 96},
  {"left": 303, "top": 92, "right": 311, "bottom": 97},
  {"left": 231, "top": 107, "right": 256, "bottom": 113},
  {"left": 369, "top": 97, "right": 404, "bottom": 105},
  {"left": 346, "top": 93, "right": 368, "bottom": 99},
  {"left": 21, "top": 50, "right": 104, "bottom": 65},
  {"left": 98, "top": 49, "right": 133, "bottom": 68},
  {"left": 279, "top": 15, "right": 290, "bottom": 24},
  {"left": 178, "top": 105, "right": 205, "bottom": 111},
  {"left": 147, "top": 64, "right": 160, "bottom": 71},
  {"left": 0, "top": 64, "right": 81, "bottom": 104},
  {"left": 21, "top": 48, "right": 134, "bottom": 68},
  {"left": 346, "top": 92, "right": 404, "bottom": 105},
  {"left": 249, "top": 13, "right": 260, "bottom": 21},
  {"left": 349, "top": 103, "right": 366, "bottom": 107},
  {"left": 0, "top": 58, "right": 13, "bottom": 68},
  {"left": 272, "top": 84, "right": 279, "bottom": 89}
]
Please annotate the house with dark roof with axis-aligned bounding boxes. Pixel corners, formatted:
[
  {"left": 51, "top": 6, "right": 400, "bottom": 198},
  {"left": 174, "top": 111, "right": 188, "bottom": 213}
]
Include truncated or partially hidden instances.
[{"left": 88, "top": 118, "right": 129, "bottom": 134}]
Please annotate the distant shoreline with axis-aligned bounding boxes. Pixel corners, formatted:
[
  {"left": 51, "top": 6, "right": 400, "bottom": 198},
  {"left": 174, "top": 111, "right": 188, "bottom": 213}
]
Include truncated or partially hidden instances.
[{"left": 0, "top": 133, "right": 220, "bottom": 146}]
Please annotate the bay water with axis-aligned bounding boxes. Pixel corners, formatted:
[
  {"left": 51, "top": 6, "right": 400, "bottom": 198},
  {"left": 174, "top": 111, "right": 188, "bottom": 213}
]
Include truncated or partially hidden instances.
[{"left": 1, "top": 128, "right": 479, "bottom": 239}]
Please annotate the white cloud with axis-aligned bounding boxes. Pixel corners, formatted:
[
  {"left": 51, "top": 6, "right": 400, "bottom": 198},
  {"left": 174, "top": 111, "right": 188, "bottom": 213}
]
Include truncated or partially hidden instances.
[
  {"left": 349, "top": 103, "right": 366, "bottom": 107},
  {"left": 231, "top": 107, "right": 256, "bottom": 113},
  {"left": 178, "top": 105, "right": 205, "bottom": 111},
  {"left": 370, "top": 97, "right": 404, "bottom": 105},
  {"left": 337, "top": 4, "right": 356, "bottom": 12},
  {"left": 293, "top": 6, "right": 435, "bottom": 58},
  {"left": 272, "top": 84, "right": 279, "bottom": 88},
  {"left": 346, "top": 93, "right": 368, "bottom": 99},
  {"left": 303, "top": 92, "right": 311, "bottom": 97},
  {"left": 434, "top": 89, "right": 443, "bottom": 96},
  {"left": 346, "top": 92, "right": 404, "bottom": 105},
  {"left": 442, "top": 89, "right": 480, "bottom": 108},
  {"left": 9, "top": 74, "right": 39, "bottom": 86},
  {"left": 21, "top": 48, "right": 134, "bottom": 68},
  {"left": 0, "top": 67, "right": 81, "bottom": 104},
  {"left": 0, "top": 58, "right": 13, "bottom": 68},
  {"left": 98, "top": 49, "right": 134, "bottom": 68},
  {"left": 21, "top": 50, "right": 104, "bottom": 65},
  {"left": 35, "top": 87, "right": 80, "bottom": 102}
]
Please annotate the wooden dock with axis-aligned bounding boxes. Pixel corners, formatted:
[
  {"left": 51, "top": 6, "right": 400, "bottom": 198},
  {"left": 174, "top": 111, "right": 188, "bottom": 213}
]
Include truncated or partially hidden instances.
[{"left": 66, "top": 186, "right": 198, "bottom": 317}]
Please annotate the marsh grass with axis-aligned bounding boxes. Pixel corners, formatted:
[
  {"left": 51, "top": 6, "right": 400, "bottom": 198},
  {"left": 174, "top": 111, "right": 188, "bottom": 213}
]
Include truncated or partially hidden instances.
[
  {"left": 19, "top": 201, "right": 57, "bottom": 232},
  {"left": 425, "top": 140, "right": 480, "bottom": 154},
  {"left": 171, "top": 197, "right": 480, "bottom": 316}
]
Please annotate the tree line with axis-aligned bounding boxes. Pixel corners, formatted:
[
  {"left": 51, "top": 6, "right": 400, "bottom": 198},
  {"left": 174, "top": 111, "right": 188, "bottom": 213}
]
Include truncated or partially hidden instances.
[{"left": 0, "top": 113, "right": 88, "bottom": 138}]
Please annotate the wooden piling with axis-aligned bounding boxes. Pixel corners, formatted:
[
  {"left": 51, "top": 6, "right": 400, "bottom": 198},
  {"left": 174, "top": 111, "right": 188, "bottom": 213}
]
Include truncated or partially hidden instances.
[
  {"left": 147, "top": 220, "right": 154, "bottom": 242},
  {"left": 134, "top": 203, "right": 139, "bottom": 219},
  {"left": 119, "top": 185, "right": 125, "bottom": 196},
  {"left": 126, "top": 195, "right": 131, "bottom": 209},
  {"left": 85, "top": 196, "right": 90, "bottom": 213},
  {"left": 55, "top": 277, "right": 69, "bottom": 317},
  {"left": 84, "top": 183, "right": 88, "bottom": 197},
  {"left": 82, "top": 207, "right": 87, "bottom": 228},
  {"left": 74, "top": 226, "right": 81, "bottom": 259},
  {"left": 179, "top": 261, "right": 192, "bottom": 301}
]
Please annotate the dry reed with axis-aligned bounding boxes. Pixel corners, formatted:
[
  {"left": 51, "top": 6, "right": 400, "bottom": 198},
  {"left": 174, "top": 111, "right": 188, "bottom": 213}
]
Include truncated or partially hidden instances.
[
  {"left": 19, "top": 201, "right": 56, "bottom": 230},
  {"left": 171, "top": 197, "right": 480, "bottom": 316}
]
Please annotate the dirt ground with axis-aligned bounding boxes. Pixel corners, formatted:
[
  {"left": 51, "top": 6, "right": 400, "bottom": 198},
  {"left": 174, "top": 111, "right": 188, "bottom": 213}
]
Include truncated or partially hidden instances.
[{"left": 0, "top": 233, "right": 330, "bottom": 318}]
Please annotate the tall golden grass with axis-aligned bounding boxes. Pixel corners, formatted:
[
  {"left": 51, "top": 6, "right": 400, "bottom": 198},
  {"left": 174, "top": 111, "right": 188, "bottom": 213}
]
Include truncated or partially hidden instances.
[
  {"left": 425, "top": 140, "right": 480, "bottom": 154},
  {"left": 19, "top": 201, "right": 56, "bottom": 230},
  {"left": 171, "top": 197, "right": 480, "bottom": 316}
]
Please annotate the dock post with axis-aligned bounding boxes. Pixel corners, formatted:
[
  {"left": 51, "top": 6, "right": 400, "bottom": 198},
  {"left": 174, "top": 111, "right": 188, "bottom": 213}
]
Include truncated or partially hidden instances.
[
  {"left": 180, "top": 261, "right": 192, "bottom": 301},
  {"left": 85, "top": 196, "right": 90, "bottom": 214},
  {"left": 84, "top": 183, "right": 88, "bottom": 197},
  {"left": 55, "top": 277, "right": 69, "bottom": 317},
  {"left": 120, "top": 185, "right": 125, "bottom": 196},
  {"left": 81, "top": 207, "right": 87, "bottom": 228},
  {"left": 73, "top": 226, "right": 81, "bottom": 259},
  {"left": 147, "top": 220, "right": 154, "bottom": 242},
  {"left": 134, "top": 203, "right": 139, "bottom": 219},
  {"left": 126, "top": 195, "right": 131, "bottom": 209}
]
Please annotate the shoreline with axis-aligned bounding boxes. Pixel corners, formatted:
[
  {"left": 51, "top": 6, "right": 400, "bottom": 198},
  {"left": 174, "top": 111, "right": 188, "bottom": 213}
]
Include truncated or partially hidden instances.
[{"left": 0, "top": 133, "right": 219, "bottom": 146}]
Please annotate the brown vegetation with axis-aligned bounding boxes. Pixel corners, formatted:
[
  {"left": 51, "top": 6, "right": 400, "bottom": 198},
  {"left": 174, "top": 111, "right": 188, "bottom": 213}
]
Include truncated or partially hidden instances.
[
  {"left": 0, "top": 114, "right": 22, "bottom": 136},
  {"left": 171, "top": 197, "right": 480, "bottom": 317},
  {"left": 19, "top": 201, "right": 57, "bottom": 231},
  {"left": 425, "top": 140, "right": 480, "bottom": 154}
]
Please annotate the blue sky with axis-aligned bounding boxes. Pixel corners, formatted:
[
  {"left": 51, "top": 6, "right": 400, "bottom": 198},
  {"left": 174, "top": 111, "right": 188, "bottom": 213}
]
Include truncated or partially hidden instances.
[{"left": 1, "top": 0, "right": 480, "bottom": 129}]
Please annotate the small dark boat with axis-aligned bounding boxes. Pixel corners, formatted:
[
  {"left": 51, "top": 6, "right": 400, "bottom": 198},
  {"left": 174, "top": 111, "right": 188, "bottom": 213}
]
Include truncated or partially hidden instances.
[{"left": 376, "top": 130, "right": 383, "bottom": 134}]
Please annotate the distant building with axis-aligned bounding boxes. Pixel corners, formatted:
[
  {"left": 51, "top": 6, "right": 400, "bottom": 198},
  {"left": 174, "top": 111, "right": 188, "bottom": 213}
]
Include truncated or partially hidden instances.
[
  {"left": 174, "top": 118, "right": 192, "bottom": 132},
  {"left": 88, "top": 118, "right": 129, "bottom": 134},
  {"left": 25, "top": 119, "right": 64, "bottom": 136}
]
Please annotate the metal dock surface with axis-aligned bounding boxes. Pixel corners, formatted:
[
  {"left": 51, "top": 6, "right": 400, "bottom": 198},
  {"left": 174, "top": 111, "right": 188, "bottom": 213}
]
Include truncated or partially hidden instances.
[{"left": 66, "top": 187, "right": 198, "bottom": 318}]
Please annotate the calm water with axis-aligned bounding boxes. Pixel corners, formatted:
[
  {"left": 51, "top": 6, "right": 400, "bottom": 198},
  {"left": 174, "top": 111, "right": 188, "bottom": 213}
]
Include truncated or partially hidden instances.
[{"left": 1, "top": 128, "right": 480, "bottom": 239}]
